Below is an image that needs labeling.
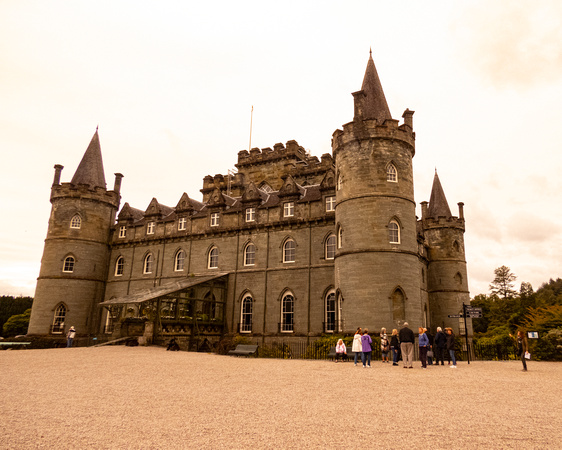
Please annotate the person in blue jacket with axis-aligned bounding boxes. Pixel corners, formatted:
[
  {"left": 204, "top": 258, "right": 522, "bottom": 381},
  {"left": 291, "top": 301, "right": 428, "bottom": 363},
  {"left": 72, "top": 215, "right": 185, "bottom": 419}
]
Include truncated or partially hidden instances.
[{"left": 418, "top": 327, "right": 429, "bottom": 368}]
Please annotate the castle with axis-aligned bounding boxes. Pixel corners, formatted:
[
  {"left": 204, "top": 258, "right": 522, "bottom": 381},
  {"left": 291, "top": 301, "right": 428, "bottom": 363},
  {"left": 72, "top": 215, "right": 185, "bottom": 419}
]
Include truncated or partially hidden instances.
[{"left": 28, "top": 54, "right": 471, "bottom": 348}]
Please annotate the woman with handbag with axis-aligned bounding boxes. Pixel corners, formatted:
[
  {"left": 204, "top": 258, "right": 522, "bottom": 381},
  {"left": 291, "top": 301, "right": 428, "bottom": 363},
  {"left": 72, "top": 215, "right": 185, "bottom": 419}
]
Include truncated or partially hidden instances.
[{"left": 510, "top": 330, "right": 529, "bottom": 372}]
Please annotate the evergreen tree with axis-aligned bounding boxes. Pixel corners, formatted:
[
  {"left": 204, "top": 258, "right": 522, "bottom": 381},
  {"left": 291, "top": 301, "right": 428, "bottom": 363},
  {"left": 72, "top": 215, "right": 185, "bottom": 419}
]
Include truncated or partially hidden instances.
[{"left": 489, "top": 265, "right": 517, "bottom": 299}]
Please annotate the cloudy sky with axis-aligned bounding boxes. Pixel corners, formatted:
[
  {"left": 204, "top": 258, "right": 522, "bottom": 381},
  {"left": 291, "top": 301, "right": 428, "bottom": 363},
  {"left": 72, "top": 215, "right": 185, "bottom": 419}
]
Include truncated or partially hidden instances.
[{"left": 1, "top": 0, "right": 561, "bottom": 298}]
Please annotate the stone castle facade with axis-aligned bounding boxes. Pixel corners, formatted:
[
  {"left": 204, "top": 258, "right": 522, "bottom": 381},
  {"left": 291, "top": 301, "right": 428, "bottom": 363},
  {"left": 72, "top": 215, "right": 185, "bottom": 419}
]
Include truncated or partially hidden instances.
[{"left": 28, "top": 54, "right": 470, "bottom": 348}]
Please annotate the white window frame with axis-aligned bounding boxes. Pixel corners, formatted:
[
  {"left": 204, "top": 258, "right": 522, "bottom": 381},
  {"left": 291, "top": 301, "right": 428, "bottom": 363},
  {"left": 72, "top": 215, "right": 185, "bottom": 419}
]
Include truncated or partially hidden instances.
[
  {"left": 52, "top": 304, "right": 66, "bottom": 334},
  {"left": 143, "top": 253, "right": 153, "bottom": 274},
  {"left": 245, "top": 207, "right": 256, "bottom": 222},
  {"left": 210, "top": 213, "right": 219, "bottom": 227},
  {"left": 118, "top": 226, "right": 127, "bottom": 238},
  {"left": 283, "top": 239, "right": 296, "bottom": 263},
  {"left": 174, "top": 250, "right": 185, "bottom": 272},
  {"left": 325, "top": 235, "right": 336, "bottom": 260},
  {"left": 147, "top": 222, "right": 155, "bottom": 235},
  {"left": 115, "top": 256, "right": 124, "bottom": 276},
  {"left": 325, "top": 196, "right": 336, "bottom": 212},
  {"left": 63, "top": 256, "right": 75, "bottom": 273},
  {"left": 337, "top": 226, "right": 343, "bottom": 249},
  {"left": 389, "top": 220, "right": 400, "bottom": 244},
  {"left": 387, "top": 163, "right": 398, "bottom": 182},
  {"left": 178, "top": 217, "right": 187, "bottom": 231},
  {"left": 283, "top": 202, "right": 294, "bottom": 218},
  {"left": 281, "top": 293, "right": 294, "bottom": 333},
  {"left": 70, "top": 215, "right": 81, "bottom": 229},
  {"left": 244, "top": 243, "right": 256, "bottom": 266},
  {"left": 325, "top": 291, "right": 337, "bottom": 333},
  {"left": 208, "top": 247, "right": 219, "bottom": 269},
  {"left": 240, "top": 296, "right": 253, "bottom": 333}
]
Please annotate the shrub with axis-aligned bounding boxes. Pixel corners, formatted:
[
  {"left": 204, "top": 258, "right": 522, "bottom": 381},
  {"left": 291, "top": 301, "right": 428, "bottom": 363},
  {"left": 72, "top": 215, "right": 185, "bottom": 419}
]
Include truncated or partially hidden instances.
[{"left": 2, "top": 309, "right": 31, "bottom": 337}]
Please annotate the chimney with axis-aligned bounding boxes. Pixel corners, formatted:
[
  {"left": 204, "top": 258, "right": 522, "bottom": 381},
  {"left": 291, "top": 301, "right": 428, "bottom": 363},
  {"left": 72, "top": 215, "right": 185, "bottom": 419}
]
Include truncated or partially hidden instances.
[
  {"left": 53, "top": 164, "right": 64, "bottom": 186},
  {"left": 420, "top": 201, "right": 428, "bottom": 220},
  {"left": 458, "top": 202, "right": 464, "bottom": 220},
  {"left": 402, "top": 109, "right": 414, "bottom": 129},
  {"left": 113, "top": 173, "right": 124, "bottom": 194}
]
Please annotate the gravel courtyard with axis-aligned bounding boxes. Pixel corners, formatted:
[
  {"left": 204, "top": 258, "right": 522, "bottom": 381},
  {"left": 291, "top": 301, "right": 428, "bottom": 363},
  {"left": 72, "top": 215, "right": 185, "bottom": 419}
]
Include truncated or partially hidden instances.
[{"left": 1, "top": 346, "right": 560, "bottom": 449}]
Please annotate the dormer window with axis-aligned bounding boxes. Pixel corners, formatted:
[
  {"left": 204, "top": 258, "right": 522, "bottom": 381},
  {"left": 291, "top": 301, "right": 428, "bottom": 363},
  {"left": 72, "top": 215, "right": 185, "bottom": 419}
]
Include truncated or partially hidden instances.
[
  {"left": 210, "top": 213, "right": 219, "bottom": 227},
  {"left": 70, "top": 215, "right": 81, "bottom": 229},
  {"left": 118, "top": 226, "right": 127, "bottom": 238},
  {"left": 178, "top": 217, "right": 187, "bottom": 231},
  {"left": 283, "top": 202, "right": 294, "bottom": 218},
  {"left": 245, "top": 208, "right": 256, "bottom": 222},
  {"left": 147, "top": 222, "right": 155, "bottom": 235},
  {"left": 326, "top": 196, "right": 336, "bottom": 212}
]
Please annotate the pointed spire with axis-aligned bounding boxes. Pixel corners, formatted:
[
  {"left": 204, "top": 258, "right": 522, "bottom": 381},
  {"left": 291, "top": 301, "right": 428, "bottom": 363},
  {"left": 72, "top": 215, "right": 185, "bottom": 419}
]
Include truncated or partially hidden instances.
[
  {"left": 359, "top": 50, "right": 392, "bottom": 122},
  {"left": 70, "top": 129, "right": 106, "bottom": 189},
  {"left": 428, "top": 171, "right": 452, "bottom": 219}
]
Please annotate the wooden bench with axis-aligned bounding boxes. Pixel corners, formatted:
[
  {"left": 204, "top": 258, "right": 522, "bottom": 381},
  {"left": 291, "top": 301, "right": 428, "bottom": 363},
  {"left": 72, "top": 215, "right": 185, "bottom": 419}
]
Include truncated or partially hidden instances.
[
  {"left": 0, "top": 342, "right": 31, "bottom": 349},
  {"left": 228, "top": 344, "right": 259, "bottom": 357}
]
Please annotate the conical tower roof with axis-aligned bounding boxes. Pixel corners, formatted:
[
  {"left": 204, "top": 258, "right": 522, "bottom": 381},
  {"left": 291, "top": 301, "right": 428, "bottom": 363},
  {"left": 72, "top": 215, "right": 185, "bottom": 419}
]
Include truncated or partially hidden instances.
[
  {"left": 360, "top": 50, "right": 392, "bottom": 122},
  {"left": 70, "top": 129, "right": 106, "bottom": 189},
  {"left": 428, "top": 170, "right": 452, "bottom": 219}
]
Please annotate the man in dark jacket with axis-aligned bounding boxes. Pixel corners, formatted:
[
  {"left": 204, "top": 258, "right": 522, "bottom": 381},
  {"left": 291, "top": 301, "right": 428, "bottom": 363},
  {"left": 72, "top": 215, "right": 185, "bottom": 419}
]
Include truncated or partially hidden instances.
[
  {"left": 434, "top": 327, "right": 446, "bottom": 365},
  {"left": 398, "top": 322, "right": 415, "bottom": 368}
]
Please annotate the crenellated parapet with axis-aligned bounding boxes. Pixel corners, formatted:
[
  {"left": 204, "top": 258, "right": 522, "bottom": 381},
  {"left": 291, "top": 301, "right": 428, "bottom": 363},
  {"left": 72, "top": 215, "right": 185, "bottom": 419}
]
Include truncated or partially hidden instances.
[
  {"left": 419, "top": 201, "right": 465, "bottom": 232},
  {"left": 50, "top": 181, "right": 120, "bottom": 208},
  {"left": 332, "top": 114, "right": 416, "bottom": 157}
]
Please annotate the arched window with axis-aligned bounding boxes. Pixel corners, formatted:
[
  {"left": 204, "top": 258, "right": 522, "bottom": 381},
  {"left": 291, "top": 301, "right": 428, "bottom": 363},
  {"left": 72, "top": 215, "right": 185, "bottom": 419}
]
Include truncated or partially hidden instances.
[
  {"left": 281, "top": 292, "right": 294, "bottom": 332},
  {"left": 454, "top": 272, "right": 463, "bottom": 285},
  {"left": 325, "top": 291, "right": 336, "bottom": 332},
  {"left": 143, "top": 253, "right": 153, "bottom": 274},
  {"left": 70, "top": 215, "right": 81, "bottom": 229},
  {"left": 392, "top": 289, "right": 406, "bottom": 323},
  {"left": 244, "top": 243, "right": 256, "bottom": 266},
  {"left": 203, "top": 292, "right": 217, "bottom": 320},
  {"left": 337, "top": 174, "right": 342, "bottom": 191},
  {"left": 453, "top": 241, "right": 461, "bottom": 252},
  {"left": 337, "top": 226, "right": 343, "bottom": 249},
  {"left": 208, "top": 247, "right": 219, "bottom": 269},
  {"left": 386, "top": 163, "right": 398, "bottom": 182},
  {"left": 174, "top": 250, "right": 185, "bottom": 272},
  {"left": 325, "top": 234, "right": 336, "bottom": 260},
  {"left": 240, "top": 295, "right": 253, "bottom": 333},
  {"left": 283, "top": 239, "right": 296, "bottom": 263},
  {"left": 388, "top": 220, "right": 400, "bottom": 244},
  {"left": 63, "top": 256, "right": 75, "bottom": 273},
  {"left": 115, "top": 256, "right": 124, "bottom": 276},
  {"left": 52, "top": 304, "right": 66, "bottom": 334}
]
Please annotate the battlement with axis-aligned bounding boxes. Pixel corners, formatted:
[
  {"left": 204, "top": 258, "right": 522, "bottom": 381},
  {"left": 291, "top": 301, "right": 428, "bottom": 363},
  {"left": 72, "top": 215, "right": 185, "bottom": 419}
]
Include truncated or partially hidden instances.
[
  {"left": 50, "top": 182, "right": 120, "bottom": 208},
  {"left": 236, "top": 140, "right": 329, "bottom": 168},
  {"left": 333, "top": 113, "right": 416, "bottom": 153}
]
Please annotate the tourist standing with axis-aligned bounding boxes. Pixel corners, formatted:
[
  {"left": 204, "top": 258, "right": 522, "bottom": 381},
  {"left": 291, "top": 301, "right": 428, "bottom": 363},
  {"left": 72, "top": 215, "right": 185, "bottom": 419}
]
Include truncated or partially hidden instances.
[
  {"left": 399, "top": 322, "right": 415, "bottom": 368},
  {"left": 510, "top": 331, "right": 529, "bottom": 372},
  {"left": 352, "top": 327, "right": 362, "bottom": 366},
  {"left": 425, "top": 328, "right": 434, "bottom": 365},
  {"left": 361, "top": 329, "right": 372, "bottom": 368},
  {"left": 66, "top": 326, "right": 76, "bottom": 348},
  {"left": 434, "top": 327, "right": 446, "bottom": 366},
  {"left": 418, "top": 327, "right": 429, "bottom": 368},
  {"left": 390, "top": 329, "right": 400, "bottom": 366},
  {"left": 446, "top": 327, "right": 457, "bottom": 368},
  {"left": 335, "top": 338, "right": 347, "bottom": 363},
  {"left": 380, "top": 328, "right": 390, "bottom": 363}
]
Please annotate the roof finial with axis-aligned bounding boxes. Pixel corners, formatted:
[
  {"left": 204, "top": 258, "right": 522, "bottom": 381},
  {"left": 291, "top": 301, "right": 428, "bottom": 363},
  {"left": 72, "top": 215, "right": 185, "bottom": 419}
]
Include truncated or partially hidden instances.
[
  {"left": 96, "top": 124, "right": 99, "bottom": 132},
  {"left": 369, "top": 47, "right": 372, "bottom": 58}
]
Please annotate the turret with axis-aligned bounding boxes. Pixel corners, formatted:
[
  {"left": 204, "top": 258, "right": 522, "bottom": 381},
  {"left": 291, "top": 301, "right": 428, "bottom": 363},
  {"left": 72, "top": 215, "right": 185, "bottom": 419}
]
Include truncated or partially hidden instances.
[
  {"left": 421, "top": 171, "right": 470, "bottom": 335},
  {"left": 28, "top": 130, "right": 121, "bottom": 341},
  {"left": 333, "top": 52, "right": 422, "bottom": 332}
]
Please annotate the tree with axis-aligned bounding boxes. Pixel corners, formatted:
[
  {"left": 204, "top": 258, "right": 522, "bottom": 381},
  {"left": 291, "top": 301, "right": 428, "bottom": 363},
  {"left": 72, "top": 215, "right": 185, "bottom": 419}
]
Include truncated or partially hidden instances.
[
  {"left": 2, "top": 309, "right": 31, "bottom": 337},
  {"left": 0, "top": 296, "right": 33, "bottom": 336},
  {"left": 489, "top": 265, "right": 517, "bottom": 299}
]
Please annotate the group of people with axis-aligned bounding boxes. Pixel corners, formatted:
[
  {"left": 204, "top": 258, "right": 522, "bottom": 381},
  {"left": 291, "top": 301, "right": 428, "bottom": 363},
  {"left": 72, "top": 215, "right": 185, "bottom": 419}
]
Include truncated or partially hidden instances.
[{"left": 335, "top": 323, "right": 459, "bottom": 369}]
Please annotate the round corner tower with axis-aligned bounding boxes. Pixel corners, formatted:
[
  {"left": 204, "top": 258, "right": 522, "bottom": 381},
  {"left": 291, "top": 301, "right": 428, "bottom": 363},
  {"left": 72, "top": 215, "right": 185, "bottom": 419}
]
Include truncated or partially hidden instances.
[
  {"left": 28, "top": 130, "right": 122, "bottom": 338},
  {"left": 332, "top": 53, "right": 422, "bottom": 333},
  {"left": 420, "top": 173, "right": 470, "bottom": 334}
]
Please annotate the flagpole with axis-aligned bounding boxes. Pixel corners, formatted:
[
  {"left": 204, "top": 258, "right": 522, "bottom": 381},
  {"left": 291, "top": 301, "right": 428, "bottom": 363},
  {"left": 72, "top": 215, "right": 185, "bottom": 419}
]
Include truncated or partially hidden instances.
[{"left": 249, "top": 105, "right": 253, "bottom": 151}]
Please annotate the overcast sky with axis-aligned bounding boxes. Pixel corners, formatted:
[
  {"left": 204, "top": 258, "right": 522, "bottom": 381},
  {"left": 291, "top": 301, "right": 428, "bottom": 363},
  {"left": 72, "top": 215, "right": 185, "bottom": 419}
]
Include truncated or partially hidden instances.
[{"left": 1, "top": 0, "right": 561, "bottom": 298}]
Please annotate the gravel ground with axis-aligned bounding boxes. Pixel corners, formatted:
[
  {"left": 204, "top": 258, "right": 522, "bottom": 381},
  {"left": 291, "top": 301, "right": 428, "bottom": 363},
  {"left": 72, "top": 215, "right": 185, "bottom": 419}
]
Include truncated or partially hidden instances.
[{"left": 1, "top": 346, "right": 560, "bottom": 449}]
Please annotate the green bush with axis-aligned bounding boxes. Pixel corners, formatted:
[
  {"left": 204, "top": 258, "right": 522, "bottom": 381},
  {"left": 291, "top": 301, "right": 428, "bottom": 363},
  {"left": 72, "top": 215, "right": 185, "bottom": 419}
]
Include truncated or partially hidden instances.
[{"left": 2, "top": 309, "right": 31, "bottom": 337}]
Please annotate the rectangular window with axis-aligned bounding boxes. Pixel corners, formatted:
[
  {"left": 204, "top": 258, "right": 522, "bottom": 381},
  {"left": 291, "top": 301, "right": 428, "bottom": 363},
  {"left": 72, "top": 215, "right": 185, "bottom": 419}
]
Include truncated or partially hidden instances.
[
  {"left": 325, "top": 196, "right": 336, "bottom": 212},
  {"left": 210, "top": 213, "right": 219, "bottom": 227},
  {"left": 245, "top": 207, "right": 256, "bottom": 222},
  {"left": 147, "top": 222, "right": 155, "bottom": 235},
  {"left": 118, "top": 226, "right": 127, "bottom": 238},
  {"left": 178, "top": 217, "right": 187, "bottom": 231},
  {"left": 283, "top": 202, "right": 294, "bottom": 217}
]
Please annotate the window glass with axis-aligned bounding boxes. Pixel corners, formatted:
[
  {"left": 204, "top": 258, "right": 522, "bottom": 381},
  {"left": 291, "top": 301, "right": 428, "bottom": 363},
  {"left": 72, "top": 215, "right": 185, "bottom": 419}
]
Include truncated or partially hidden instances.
[
  {"left": 387, "top": 164, "right": 398, "bottom": 182},
  {"left": 118, "top": 226, "right": 127, "bottom": 238},
  {"left": 326, "top": 235, "right": 336, "bottom": 260},
  {"left": 240, "top": 296, "right": 253, "bottom": 333},
  {"left": 147, "top": 222, "right": 155, "bottom": 235},
  {"left": 178, "top": 217, "right": 187, "bottom": 231},
  {"left": 244, "top": 243, "right": 256, "bottom": 266},
  {"left": 283, "top": 239, "right": 296, "bottom": 263},
  {"left": 70, "top": 215, "right": 81, "bottom": 229},
  {"left": 210, "top": 213, "right": 219, "bottom": 227},
  {"left": 281, "top": 294, "right": 294, "bottom": 332},
  {"left": 283, "top": 202, "right": 294, "bottom": 217},
  {"left": 143, "top": 253, "right": 153, "bottom": 274},
  {"left": 63, "top": 256, "right": 75, "bottom": 273},
  {"left": 325, "top": 293, "right": 336, "bottom": 332},
  {"left": 115, "top": 256, "right": 124, "bottom": 276},
  {"left": 175, "top": 250, "right": 185, "bottom": 271},
  {"left": 246, "top": 207, "right": 256, "bottom": 222},
  {"left": 208, "top": 247, "right": 219, "bottom": 269},
  {"left": 325, "top": 196, "right": 336, "bottom": 212},
  {"left": 389, "top": 221, "right": 400, "bottom": 244},
  {"left": 52, "top": 304, "right": 66, "bottom": 334}
]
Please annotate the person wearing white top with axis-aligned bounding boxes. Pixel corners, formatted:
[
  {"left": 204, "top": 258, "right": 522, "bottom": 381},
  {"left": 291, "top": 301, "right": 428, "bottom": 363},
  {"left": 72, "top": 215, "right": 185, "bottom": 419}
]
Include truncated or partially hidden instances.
[{"left": 351, "top": 327, "right": 362, "bottom": 366}]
